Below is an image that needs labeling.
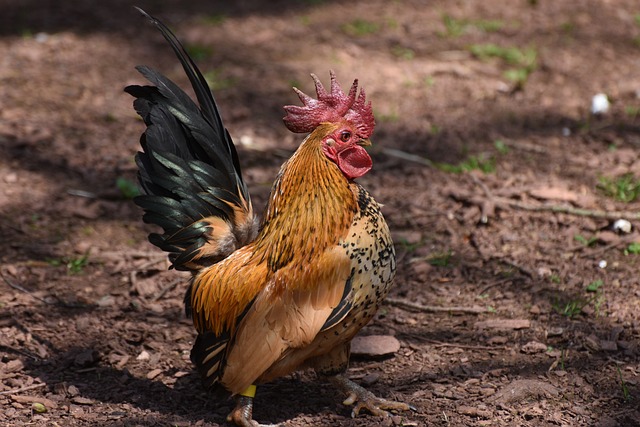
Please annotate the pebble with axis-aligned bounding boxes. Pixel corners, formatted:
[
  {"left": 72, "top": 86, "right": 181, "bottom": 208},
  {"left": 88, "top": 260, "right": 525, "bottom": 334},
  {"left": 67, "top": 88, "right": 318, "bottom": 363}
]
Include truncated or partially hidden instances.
[
  {"left": 136, "top": 350, "right": 150, "bottom": 361},
  {"left": 71, "top": 396, "right": 94, "bottom": 405},
  {"left": 351, "top": 335, "right": 401, "bottom": 358},
  {"left": 146, "top": 368, "right": 162, "bottom": 380},
  {"left": 5, "top": 359, "right": 25, "bottom": 373},
  {"left": 4, "top": 172, "right": 18, "bottom": 183},
  {"left": 612, "top": 219, "right": 632, "bottom": 234},
  {"left": 521, "top": 341, "right": 548, "bottom": 354},
  {"left": 591, "top": 93, "right": 609, "bottom": 115}
]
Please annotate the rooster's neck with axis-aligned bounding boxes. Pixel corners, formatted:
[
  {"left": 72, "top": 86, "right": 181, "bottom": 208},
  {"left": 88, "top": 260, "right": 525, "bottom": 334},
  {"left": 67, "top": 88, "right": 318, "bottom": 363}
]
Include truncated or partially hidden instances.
[{"left": 256, "top": 125, "right": 358, "bottom": 271}]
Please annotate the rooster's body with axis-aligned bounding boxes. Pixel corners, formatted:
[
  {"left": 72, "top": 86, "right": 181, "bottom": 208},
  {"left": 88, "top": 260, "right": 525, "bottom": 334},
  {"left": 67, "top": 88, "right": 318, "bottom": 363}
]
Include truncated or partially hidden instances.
[{"left": 126, "top": 9, "right": 409, "bottom": 426}]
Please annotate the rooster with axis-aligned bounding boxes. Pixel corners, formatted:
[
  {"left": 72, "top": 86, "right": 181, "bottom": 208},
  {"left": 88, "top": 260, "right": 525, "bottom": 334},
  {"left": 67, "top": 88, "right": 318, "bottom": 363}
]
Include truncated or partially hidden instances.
[{"left": 126, "top": 9, "right": 411, "bottom": 426}]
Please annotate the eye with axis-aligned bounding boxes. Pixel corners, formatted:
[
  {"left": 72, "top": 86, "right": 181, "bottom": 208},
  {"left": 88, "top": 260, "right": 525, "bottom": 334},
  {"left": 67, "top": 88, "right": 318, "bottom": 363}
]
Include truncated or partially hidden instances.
[{"left": 340, "top": 131, "right": 351, "bottom": 142}]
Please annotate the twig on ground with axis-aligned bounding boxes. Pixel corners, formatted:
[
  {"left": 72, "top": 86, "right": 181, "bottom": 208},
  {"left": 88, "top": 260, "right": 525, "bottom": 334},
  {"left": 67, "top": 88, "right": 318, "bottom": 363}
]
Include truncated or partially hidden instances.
[
  {"left": 151, "top": 278, "right": 183, "bottom": 302},
  {"left": 577, "top": 239, "right": 629, "bottom": 259},
  {"left": 491, "top": 257, "right": 535, "bottom": 278},
  {"left": 478, "top": 277, "right": 516, "bottom": 295},
  {"left": 0, "top": 383, "right": 47, "bottom": 396},
  {"left": 0, "top": 270, "right": 53, "bottom": 305},
  {"left": 498, "top": 197, "right": 640, "bottom": 220},
  {"left": 424, "top": 339, "right": 508, "bottom": 351},
  {"left": 385, "top": 297, "right": 490, "bottom": 314},
  {"left": 382, "top": 148, "right": 434, "bottom": 167},
  {"left": 458, "top": 178, "right": 640, "bottom": 221}
]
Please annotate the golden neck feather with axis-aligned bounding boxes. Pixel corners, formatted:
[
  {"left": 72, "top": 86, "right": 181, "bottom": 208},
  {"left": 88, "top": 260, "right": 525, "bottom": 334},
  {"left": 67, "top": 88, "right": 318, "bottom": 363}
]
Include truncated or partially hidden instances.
[{"left": 255, "top": 123, "right": 358, "bottom": 271}]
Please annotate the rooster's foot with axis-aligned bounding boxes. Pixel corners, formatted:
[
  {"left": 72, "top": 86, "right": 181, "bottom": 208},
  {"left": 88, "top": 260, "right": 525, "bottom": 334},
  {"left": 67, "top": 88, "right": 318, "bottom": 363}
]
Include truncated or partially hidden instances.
[
  {"left": 227, "top": 395, "right": 258, "bottom": 427},
  {"left": 330, "top": 374, "right": 414, "bottom": 418},
  {"left": 226, "top": 394, "right": 280, "bottom": 427}
]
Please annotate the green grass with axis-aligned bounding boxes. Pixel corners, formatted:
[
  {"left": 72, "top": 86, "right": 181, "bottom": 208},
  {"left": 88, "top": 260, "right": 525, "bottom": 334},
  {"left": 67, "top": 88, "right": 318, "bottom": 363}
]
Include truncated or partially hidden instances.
[
  {"left": 116, "top": 177, "right": 140, "bottom": 199},
  {"left": 552, "top": 280, "right": 605, "bottom": 318},
  {"left": 553, "top": 298, "right": 584, "bottom": 318},
  {"left": 342, "top": 19, "right": 380, "bottom": 36},
  {"left": 391, "top": 45, "right": 415, "bottom": 60},
  {"left": 397, "top": 238, "right": 423, "bottom": 253},
  {"left": 494, "top": 139, "right": 509, "bottom": 154},
  {"left": 203, "top": 69, "right": 236, "bottom": 91},
  {"left": 426, "top": 251, "right": 454, "bottom": 267},
  {"left": 559, "top": 21, "right": 576, "bottom": 34},
  {"left": 469, "top": 43, "right": 538, "bottom": 86},
  {"left": 625, "top": 105, "right": 640, "bottom": 119},
  {"left": 436, "top": 154, "right": 496, "bottom": 174},
  {"left": 48, "top": 254, "right": 90, "bottom": 275},
  {"left": 185, "top": 44, "right": 213, "bottom": 61},
  {"left": 574, "top": 234, "right": 598, "bottom": 247},
  {"left": 617, "top": 365, "right": 631, "bottom": 402},
  {"left": 375, "top": 108, "right": 399, "bottom": 123},
  {"left": 201, "top": 14, "right": 226, "bottom": 26},
  {"left": 441, "top": 14, "right": 504, "bottom": 37},
  {"left": 586, "top": 279, "right": 604, "bottom": 292},
  {"left": 424, "top": 75, "right": 435, "bottom": 88},
  {"left": 624, "top": 242, "right": 640, "bottom": 255},
  {"left": 597, "top": 174, "right": 640, "bottom": 203}
]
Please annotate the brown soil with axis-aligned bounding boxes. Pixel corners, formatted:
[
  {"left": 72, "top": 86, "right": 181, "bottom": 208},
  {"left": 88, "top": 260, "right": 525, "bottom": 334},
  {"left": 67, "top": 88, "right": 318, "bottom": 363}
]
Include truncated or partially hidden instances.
[{"left": 2, "top": 1, "right": 640, "bottom": 426}]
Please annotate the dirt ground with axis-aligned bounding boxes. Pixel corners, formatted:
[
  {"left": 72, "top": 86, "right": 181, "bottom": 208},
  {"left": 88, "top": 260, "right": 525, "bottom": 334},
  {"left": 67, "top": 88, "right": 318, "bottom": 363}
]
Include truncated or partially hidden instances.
[{"left": 2, "top": 0, "right": 640, "bottom": 425}]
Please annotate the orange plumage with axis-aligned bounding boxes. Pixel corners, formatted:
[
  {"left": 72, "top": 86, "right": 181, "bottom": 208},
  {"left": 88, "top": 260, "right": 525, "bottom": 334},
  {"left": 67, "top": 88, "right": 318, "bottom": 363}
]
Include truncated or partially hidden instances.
[{"left": 126, "top": 9, "right": 410, "bottom": 426}]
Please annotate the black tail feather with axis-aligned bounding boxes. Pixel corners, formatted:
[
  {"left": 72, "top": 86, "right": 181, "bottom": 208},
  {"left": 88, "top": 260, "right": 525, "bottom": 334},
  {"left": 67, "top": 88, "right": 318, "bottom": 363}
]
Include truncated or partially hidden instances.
[{"left": 126, "top": 8, "right": 257, "bottom": 271}]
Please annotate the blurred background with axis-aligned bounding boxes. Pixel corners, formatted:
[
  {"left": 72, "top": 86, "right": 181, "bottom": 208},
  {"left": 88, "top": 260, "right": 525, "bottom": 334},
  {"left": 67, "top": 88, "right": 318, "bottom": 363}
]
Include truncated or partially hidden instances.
[{"left": 1, "top": 1, "right": 640, "bottom": 426}]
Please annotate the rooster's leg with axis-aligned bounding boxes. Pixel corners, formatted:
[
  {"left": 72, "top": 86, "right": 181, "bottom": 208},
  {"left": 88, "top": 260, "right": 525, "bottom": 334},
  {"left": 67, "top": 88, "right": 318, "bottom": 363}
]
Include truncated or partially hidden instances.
[
  {"left": 226, "top": 395, "right": 257, "bottom": 427},
  {"left": 330, "top": 374, "right": 413, "bottom": 418},
  {"left": 227, "top": 385, "right": 272, "bottom": 427}
]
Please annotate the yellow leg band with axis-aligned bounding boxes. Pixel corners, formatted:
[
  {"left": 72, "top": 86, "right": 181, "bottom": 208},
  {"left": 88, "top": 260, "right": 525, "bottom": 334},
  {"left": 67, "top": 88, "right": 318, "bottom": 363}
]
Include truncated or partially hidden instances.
[{"left": 239, "top": 384, "right": 257, "bottom": 398}]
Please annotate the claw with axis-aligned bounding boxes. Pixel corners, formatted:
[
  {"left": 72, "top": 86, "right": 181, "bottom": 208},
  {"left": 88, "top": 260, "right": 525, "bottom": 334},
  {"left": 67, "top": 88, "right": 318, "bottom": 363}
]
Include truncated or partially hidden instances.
[
  {"left": 227, "top": 395, "right": 259, "bottom": 427},
  {"left": 330, "top": 374, "right": 412, "bottom": 418}
]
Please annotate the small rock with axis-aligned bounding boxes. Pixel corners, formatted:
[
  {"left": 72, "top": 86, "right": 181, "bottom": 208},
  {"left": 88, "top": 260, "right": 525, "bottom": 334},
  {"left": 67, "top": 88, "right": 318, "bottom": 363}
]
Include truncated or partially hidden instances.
[
  {"left": 69, "top": 404, "right": 84, "bottom": 416},
  {"left": 521, "top": 341, "right": 548, "bottom": 354},
  {"left": 547, "top": 326, "right": 564, "bottom": 337},
  {"left": 5, "top": 359, "right": 25, "bottom": 373},
  {"left": 35, "top": 32, "right": 49, "bottom": 43},
  {"left": 96, "top": 295, "right": 115, "bottom": 307},
  {"left": 10, "top": 394, "right": 57, "bottom": 409},
  {"left": 487, "top": 336, "right": 508, "bottom": 345},
  {"left": 67, "top": 385, "right": 80, "bottom": 397},
  {"left": 361, "top": 373, "right": 380, "bottom": 386},
  {"left": 591, "top": 93, "right": 609, "bottom": 115},
  {"left": 71, "top": 396, "right": 94, "bottom": 405},
  {"left": 536, "top": 267, "right": 552, "bottom": 278},
  {"left": 146, "top": 368, "right": 162, "bottom": 380},
  {"left": 4, "top": 172, "right": 18, "bottom": 183},
  {"left": 491, "top": 379, "right": 559, "bottom": 404},
  {"left": 475, "top": 319, "right": 530, "bottom": 330},
  {"left": 74, "top": 349, "right": 99, "bottom": 367},
  {"left": 612, "top": 219, "right": 632, "bottom": 234},
  {"left": 136, "top": 350, "right": 150, "bottom": 361},
  {"left": 458, "top": 405, "right": 492, "bottom": 418},
  {"left": 351, "top": 335, "right": 401, "bottom": 358}
]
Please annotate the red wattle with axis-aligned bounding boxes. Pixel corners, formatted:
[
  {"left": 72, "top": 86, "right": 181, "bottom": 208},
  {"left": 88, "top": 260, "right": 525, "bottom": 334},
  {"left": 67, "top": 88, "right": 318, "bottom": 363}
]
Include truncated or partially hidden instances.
[{"left": 336, "top": 145, "right": 372, "bottom": 179}]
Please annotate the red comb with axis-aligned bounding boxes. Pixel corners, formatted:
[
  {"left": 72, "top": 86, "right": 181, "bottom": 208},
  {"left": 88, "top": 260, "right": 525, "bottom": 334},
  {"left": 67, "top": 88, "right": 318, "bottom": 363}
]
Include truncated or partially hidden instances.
[{"left": 283, "top": 71, "right": 374, "bottom": 138}]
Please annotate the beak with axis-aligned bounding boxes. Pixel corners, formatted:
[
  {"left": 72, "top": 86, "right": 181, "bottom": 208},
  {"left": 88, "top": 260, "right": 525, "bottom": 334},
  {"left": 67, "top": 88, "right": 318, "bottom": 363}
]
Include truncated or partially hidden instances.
[{"left": 357, "top": 138, "right": 372, "bottom": 147}]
